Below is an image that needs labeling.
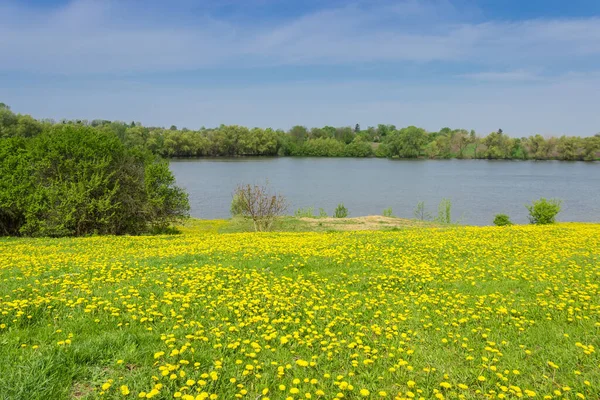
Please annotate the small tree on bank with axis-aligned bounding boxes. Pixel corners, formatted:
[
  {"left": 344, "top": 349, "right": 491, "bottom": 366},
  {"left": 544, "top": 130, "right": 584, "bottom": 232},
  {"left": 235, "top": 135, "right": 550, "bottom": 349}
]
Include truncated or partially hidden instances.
[
  {"left": 232, "top": 183, "right": 287, "bottom": 231},
  {"left": 526, "top": 198, "right": 562, "bottom": 225},
  {"left": 334, "top": 203, "right": 349, "bottom": 218},
  {"left": 414, "top": 201, "right": 432, "bottom": 221},
  {"left": 435, "top": 198, "right": 452, "bottom": 224},
  {"left": 493, "top": 214, "right": 513, "bottom": 226}
]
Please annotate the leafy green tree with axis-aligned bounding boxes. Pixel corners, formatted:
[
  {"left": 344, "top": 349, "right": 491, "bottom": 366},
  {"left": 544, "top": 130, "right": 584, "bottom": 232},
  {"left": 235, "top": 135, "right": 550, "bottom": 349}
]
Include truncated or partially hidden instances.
[
  {"left": 525, "top": 134, "right": 555, "bottom": 160},
  {"left": 335, "top": 127, "right": 355, "bottom": 144},
  {"left": 451, "top": 129, "right": 471, "bottom": 158},
  {"left": 0, "top": 106, "right": 18, "bottom": 138},
  {"left": 557, "top": 136, "right": 582, "bottom": 161},
  {"left": 582, "top": 136, "right": 600, "bottom": 161},
  {"left": 385, "top": 126, "right": 428, "bottom": 158},
  {"left": 289, "top": 125, "right": 308, "bottom": 144},
  {"left": 482, "top": 130, "right": 513, "bottom": 159},
  {"left": 344, "top": 137, "right": 373, "bottom": 157},
  {"left": 424, "top": 140, "right": 441, "bottom": 159}
]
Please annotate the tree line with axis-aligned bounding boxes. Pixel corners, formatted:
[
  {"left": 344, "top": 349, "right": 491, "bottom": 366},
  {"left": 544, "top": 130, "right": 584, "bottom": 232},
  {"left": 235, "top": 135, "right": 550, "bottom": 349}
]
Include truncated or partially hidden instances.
[{"left": 1, "top": 103, "right": 599, "bottom": 160}]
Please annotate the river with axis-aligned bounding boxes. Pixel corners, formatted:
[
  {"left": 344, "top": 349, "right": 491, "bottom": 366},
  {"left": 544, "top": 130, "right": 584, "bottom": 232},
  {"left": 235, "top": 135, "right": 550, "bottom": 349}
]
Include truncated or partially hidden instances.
[{"left": 170, "top": 158, "right": 600, "bottom": 225}]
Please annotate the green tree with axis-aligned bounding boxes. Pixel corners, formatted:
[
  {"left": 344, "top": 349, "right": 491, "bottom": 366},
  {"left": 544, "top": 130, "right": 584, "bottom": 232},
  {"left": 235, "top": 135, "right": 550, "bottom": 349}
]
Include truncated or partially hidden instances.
[
  {"left": 289, "top": 125, "right": 308, "bottom": 144},
  {"left": 0, "top": 106, "right": 18, "bottom": 138},
  {"left": 451, "top": 129, "right": 471, "bottom": 158},
  {"left": 482, "top": 130, "right": 513, "bottom": 159},
  {"left": 385, "top": 126, "right": 428, "bottom": 158},
  {"left": 582, "top": 136, "right": 600, "bottom": 161},
  {"left": 344, "top": 137, "right": 373, "bottom": 157},
  {"left": 557, "top": 136, "right": 582, "bottom": 161}
]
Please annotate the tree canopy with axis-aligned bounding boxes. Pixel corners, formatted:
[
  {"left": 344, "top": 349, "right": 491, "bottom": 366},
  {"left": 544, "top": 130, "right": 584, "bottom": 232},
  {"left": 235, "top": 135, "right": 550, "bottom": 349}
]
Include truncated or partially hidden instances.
[{"left": 0, "top": 103, "right": 598, "bottom": 161}]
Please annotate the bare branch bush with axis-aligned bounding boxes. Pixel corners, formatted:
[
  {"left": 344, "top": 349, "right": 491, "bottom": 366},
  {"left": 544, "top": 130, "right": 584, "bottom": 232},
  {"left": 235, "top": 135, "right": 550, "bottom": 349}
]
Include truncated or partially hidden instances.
[{"left": 232, "top": 183, "right": 288, "bottom": 231}]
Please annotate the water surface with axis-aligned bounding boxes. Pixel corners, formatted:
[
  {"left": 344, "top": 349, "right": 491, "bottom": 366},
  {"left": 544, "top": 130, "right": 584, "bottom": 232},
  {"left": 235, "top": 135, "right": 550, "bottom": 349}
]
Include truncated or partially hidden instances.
[{"left": 170, "top": 158, "right": 600, "bottom": 225}]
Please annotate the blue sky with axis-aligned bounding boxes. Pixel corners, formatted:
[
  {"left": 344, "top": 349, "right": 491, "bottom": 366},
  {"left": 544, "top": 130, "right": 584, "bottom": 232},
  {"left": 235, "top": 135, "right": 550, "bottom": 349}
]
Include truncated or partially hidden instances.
[{"left": 1, "top": 0, "right": 600, "bottom": 136}]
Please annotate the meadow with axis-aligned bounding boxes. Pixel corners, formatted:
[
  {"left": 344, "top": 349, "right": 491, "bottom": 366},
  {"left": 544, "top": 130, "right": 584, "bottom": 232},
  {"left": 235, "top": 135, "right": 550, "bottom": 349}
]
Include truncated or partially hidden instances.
[{"left": 0, "top": 223, "right": 599, "bottom": 400}]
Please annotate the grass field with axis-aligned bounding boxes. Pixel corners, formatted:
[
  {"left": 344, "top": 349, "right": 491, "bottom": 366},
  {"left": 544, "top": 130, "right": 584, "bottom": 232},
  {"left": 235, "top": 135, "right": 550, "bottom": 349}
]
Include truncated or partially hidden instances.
[{"left": 0, "top": 223, "right": 599, "bottom": 399}]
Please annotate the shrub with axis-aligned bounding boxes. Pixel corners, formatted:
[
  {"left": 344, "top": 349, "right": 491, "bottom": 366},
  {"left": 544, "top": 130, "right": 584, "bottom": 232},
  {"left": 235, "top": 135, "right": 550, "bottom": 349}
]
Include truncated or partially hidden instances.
[
  {"left": 526, "top": 198, "right": 562, "bottom": 224},
  {"left": 230, "top": 193, "right": 245, "bottom": 217},
  {"left": 295, "top": 207, "right": 315, "bottom": 218},
  {"left": 435, "top": 198, "right": 452, "bottom": 224},
  {"left": 334, "top": 203, "right": 349, "bottom": 218},
  {"left": 0, "top": 125, "right": 189, "bottom": 237},
  {"left": 232, "top": 182, "right": 288, "bottom": 231},
  {"left": 382, "top": 207, "right": 394, "bottom": 217},
  {"left": 493, "top": 214, "right": 513, "bottom": 226},
  {"left": 414, "top": 201, "right": 432, "bottom": 221},
  {"left": 318, "top": 208, "right": 328, "bottom": 218}
]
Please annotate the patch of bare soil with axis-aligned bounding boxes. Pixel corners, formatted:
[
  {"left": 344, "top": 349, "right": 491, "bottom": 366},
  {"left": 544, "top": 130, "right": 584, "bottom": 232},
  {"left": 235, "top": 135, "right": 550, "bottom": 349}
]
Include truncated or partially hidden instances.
[
  {"left": 71, "top": 382, "right": 94, "bottom": 399},
  {"left": 298, "top": 215, "right": 434, "bottom": 231}
]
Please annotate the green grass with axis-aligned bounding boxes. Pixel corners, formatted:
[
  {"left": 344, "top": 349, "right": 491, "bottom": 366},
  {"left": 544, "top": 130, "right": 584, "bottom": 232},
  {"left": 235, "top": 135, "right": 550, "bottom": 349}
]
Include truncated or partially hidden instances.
[{"left": 0, "top": 224, "right": 599, "bottom": 399}]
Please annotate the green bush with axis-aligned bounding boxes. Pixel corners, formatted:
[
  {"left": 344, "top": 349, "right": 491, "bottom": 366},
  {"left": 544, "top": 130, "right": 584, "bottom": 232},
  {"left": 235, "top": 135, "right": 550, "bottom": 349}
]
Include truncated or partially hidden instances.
[
  {"left": 526, "top": 198, "right": 562, "bottom": 225},
  {"left": 334, "top": 203, "right": 349, "bottom": 218},
  {"left": 0, "top": 125, "right": 189, "bottom": 237},
  {"left": 435, "top": 198, "right": 452, "bottom": 224},
  {"left": 382, "top": 207, "right": 394, "bottom": 217},
  {"left": 318, "top": 208, "right": 328, "bottom": 218},
  {"left": 493, "top": 214, "right": 513, "bottom": 226},
  {"left": 230, "top": 193, "right": 245, "bottom": 217}
]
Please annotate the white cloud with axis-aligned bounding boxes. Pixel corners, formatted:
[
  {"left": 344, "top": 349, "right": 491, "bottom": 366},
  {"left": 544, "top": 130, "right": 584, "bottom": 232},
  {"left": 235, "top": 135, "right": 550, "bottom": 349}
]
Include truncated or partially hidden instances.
[
  {"left": 0, "top": 0, "right": 599, "bottom": 73},
  {"left": 2, "top": 0, "right": 600, "bottom": 135}
]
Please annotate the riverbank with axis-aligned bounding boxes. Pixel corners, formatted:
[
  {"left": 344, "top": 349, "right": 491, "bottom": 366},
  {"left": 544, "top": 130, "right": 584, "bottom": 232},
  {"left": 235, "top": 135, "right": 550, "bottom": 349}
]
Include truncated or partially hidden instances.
[{"left": 177, "top": 216, "right": 439, "bottom": 234}]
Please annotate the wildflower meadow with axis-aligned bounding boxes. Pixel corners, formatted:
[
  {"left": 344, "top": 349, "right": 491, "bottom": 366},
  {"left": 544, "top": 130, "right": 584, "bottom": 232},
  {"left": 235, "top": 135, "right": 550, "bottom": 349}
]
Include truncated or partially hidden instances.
[{"left": 0, "top": 224, "right": 598, "bottom": 399}]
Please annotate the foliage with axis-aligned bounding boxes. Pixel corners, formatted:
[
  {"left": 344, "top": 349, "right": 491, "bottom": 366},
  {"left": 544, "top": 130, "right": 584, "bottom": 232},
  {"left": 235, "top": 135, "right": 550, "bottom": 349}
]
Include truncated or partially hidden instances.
[
  {"left": 232, "top": 183, "right": 288, "bottom": 231},
  {"left": 435, "top": 198, "right": 453, "bottom": 224},
  {"left": 526, "top": 198, "right": 562, "bottom": 225},
  {"left": 1, "top": 224, "right": 599, "bottom": 399},
  {"left": 1, "top": 103, "right": 598, "bottom": 161},
  {"left": 300, "top": 138, "right": 345, "bottom": 157},
  {"left": 294, "top": 207, "right": 315, "bottom": 218},
  {"left": 0, "top": 124, "right": 188, "bottom": 237},
  {"left": 333, "top": 203, "right": 349, "bottom": 218},
  {"left": 382, "top": 207, "right": 394, "bottom": 217},
  {"left": 413, "top": 201, "right": 432, "bottom": 221},
  {"left": 493, "top": 213, "right": 513, "bottom": 226},
  {"left": 230, "top": 193, "right": 245, "bottom": 217},
  {"left": 384, "top": 126, "right": 428, "bottom": 158},
  {"left": 318, "top": 208, "right": 328, "bottom": 218},
  {"left": 143, "top": 157, "right": 190, "bottom": 233},
  {"left": 344, "top": 138, "right": 373, "bottom": 157}
]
